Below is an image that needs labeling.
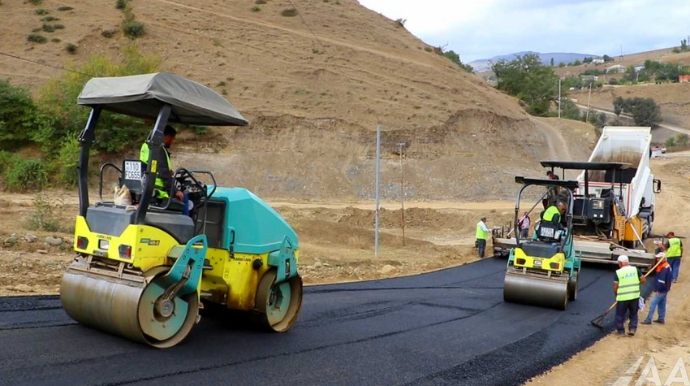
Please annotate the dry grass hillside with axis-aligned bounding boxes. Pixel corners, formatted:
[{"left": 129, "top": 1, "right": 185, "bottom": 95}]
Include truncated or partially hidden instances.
[{"left": 1, "top": 0, "right": 595, "bottom": 200}]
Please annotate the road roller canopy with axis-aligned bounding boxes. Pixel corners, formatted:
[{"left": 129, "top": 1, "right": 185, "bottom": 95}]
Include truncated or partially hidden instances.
[
  {"left": 514, "top": 176, "right": 580, "bottom": 190},
  {"left": 77, "top": 72, "right": 249, "bottom": 127},
  {"left": 539, "top": 161, "right": 631, "bottom": 171}
]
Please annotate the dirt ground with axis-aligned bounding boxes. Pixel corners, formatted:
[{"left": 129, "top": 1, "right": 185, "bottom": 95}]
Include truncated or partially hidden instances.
[{"left": 1, "top": 154, "right": 689, "bottom": 385}]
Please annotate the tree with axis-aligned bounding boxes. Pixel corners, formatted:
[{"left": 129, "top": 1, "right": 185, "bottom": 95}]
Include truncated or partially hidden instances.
[
  {"left": 491, "top": 53, "right": 559, "bottom": 116},
  {"left": 550, "top": 58, "right": 554, "bottom": 67},
  {"left": 614, "top": 97, "right": 661, "bottom": 127},
  {"left": 0, "top": 79, "right": 38, "bottom": 148},
  {"left": 603, "top": 55, "right": 614, "bottom": 62},
  {"left": 442, "top": 49, "right": 473, "bottom": 73},
  {"left": 613, "top": 96, "right": 624, "bottom": 116},
  {"left": 681, "top": 39, "right": 688, "bottom": 52},
  {"left": 677, "top": 133, "right": 689, "bottom": 146},
  {"left": 37, "top": 43, "right": 160, "bottom": 153}
]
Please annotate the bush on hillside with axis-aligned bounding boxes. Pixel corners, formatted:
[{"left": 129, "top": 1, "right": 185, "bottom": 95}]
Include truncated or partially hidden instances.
[
  {"left": 57, "top": 5, "right": 73, "bottom": 11},
  {"left": 281, "top": 8, "right": 297, "bottom": 17},
  {"left": 115, "top": 0, "right": 127, "bottom": 10},
  {"left": 35, "top": 8, "right": 49, "bottom": 14},
  {"left": 65, "top": 43, "right": 77, "bottom": 54},
  {"left": 27, "top": 33, "right": 47, "bottom": 43},
  {"left": 101, "top": 29, "right": 117, "bottom": 38},
  {"left": 123, "top": 20, "right": 145, "bottom": 38}
]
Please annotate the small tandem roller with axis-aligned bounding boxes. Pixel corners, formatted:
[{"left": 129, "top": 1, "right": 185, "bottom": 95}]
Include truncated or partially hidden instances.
[
  {"left": 60, "top": 73, "right": 302, "bottom": 347},
  {"left": 503, "top": 177, "right": 581, "bottom": 310}
]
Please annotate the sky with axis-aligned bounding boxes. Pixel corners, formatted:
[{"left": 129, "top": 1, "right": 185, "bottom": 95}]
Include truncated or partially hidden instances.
[{"left": 358, "top": 0, "right": 690, "bottom": 63}]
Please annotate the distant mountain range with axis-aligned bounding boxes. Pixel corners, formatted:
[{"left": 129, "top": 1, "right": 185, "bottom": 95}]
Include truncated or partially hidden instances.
[{"left": 468, "top": 51, "right": 599, "bottom": 73}]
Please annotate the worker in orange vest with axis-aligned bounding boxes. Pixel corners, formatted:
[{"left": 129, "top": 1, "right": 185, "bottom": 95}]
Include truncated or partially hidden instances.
[{"left": 641, "top": 253, "right": 673, "bottom": 325}]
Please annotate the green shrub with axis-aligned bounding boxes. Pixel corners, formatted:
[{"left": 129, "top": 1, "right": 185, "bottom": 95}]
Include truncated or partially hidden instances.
[
  {"left": 25, "top": 193, "right": 61, "bottom": 232},
  {"left": 281, "top": 8, "right": 297, "bottom": 17},
  {"left": 65, "top": 43, "right": 77, "bottom": 54},
  {"left": 27, "top": 33, "right": 47, "bottom": 43},
  {"left": 101, "top": 29, "right": 117, "bottom": 38},
  {"left": 251, "top": 6, "right": 261, "bottom": 12},
  {"left": 57, "top": 5, "right": 73, "bottom": 11},
  {"left": 41, "top": 16, "right": 58, "bottom": 21},
  {"left": 5, "top": 157, "right": 49, "bottom": 191},
  {"left": 115, "top": 0, "right": 127, "bottom": 9},
  {"left": 27, "top": 0, "right": 43, "bottom": 5},
  {"left": 192, "top": 125, "right": 208, "bottom": 135},
  {"left": 0, "top": 151, "right": 15, "bottom": 175},
  {"left": 122, "top": 20, "right": 145, "bottom": 38},
  {"left": 42, "top": 23, "right": 55, "bottom": 32},
  {"left": 51, "top": 38, "right": 61, "bottom": 43},
  {"left": 255, "top": 0, "right": 267, "bottom": 4},
  {"left": 35, "top": 8, "right": 49, "bottom": 14},
  {"left": 56, "top": 136, "right": 80, "bottom": 186}
]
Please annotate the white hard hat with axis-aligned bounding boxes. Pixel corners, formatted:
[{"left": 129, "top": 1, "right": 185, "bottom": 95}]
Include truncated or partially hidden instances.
[{"left": 617, "top": 255, "right": 629, "bottom": 263}]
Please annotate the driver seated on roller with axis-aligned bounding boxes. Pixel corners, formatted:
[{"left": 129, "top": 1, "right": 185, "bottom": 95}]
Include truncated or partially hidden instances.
[
  {"left": 139, "top": 125, "right": 193, "bottom": 214},
  {"left": 534, "top": 201, "right": 567, "bottom": 242}
]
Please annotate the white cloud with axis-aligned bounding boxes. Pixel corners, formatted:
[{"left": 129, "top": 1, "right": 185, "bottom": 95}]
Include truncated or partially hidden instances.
[{"left": 358, "top": 0, "right": 690, "bottom": 62}]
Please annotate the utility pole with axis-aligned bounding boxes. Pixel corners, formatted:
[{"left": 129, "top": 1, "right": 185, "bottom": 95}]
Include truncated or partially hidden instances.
[
  {"left": 558, "top": 78, "right": 561, "bottom": 119},
  {"left": 586, "top": 82, "right": 592, "bottom": 122},
  {"left": 397, "top": 142, "right": 406, "bottom": 246},
  {"left": 374, "top": 125, "right": 381, "bottom": 258}
]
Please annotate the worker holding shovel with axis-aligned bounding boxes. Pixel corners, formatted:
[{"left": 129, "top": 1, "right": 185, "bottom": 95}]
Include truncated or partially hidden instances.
[{"left": 613, "top": 255, "right": 646, "bottom": 336}]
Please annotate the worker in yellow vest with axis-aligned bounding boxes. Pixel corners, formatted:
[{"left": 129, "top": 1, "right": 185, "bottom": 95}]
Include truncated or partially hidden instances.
[
  {"left": 663, "top": 231, "right": 683, "bottom": 283},
  {"left": 475, "top": 216, "right": 490, "bottom": 259},
  {"left": 613, "top": 255, "right": 646, "bottom": 336},
  {"left": 542, "top": 201, "right": 566, "bottom": 227},
  {"left": 140, "top": 125, "right": 192, "bottom": 213}
]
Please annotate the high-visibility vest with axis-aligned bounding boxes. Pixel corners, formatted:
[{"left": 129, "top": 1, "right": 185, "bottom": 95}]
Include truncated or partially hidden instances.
[
  {"left": 476, "top": 221, "right": 489, "bottom": 240},
  {"left": 139, "top": 143, "right": 171, "bottom": 199},
  {"left": 615, "top": 265, "right": 641, "bottom": 301},
  {"left": 542, "top": 206, "right": 559, "bottom": 222},
  {"left": 667, "top": 237, "right": 682, "bottom": 258}
]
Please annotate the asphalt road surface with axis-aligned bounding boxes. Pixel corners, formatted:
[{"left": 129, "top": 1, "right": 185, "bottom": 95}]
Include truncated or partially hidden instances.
[{"left": 0, "top": 258, "right": 644, "bottom": 386}]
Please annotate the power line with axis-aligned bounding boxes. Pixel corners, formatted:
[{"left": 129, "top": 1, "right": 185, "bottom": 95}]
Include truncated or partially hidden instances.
[
  {"left": 0, "top": 51, "right": 92, "bottom": 76},
  {"left": 286, "top": 0, "right": 327, "bottom": 52}
]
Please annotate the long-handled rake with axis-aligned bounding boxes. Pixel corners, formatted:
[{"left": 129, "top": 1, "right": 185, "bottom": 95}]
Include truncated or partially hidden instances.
[{"left": 591, "top": 256, "right": 665, "bottom": 328}]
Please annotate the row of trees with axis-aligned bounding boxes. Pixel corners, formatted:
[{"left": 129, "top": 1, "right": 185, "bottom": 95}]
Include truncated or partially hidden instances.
[
  {"left": 613, "top": 97, "right": 662, "bottom": 127},
  {"left": 0, "top": 44, "right": 161, "bottom": 190}
]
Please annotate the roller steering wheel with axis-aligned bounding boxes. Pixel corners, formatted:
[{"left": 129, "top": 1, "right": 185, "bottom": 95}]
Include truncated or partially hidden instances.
[{"left": 173, "top": 168, "right": 209, "bottom": 210}]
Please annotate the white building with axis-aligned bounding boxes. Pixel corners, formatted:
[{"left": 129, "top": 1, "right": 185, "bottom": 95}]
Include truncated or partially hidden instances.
[{"left": 606, "top": 64, "right": 626, "bottom": 74}]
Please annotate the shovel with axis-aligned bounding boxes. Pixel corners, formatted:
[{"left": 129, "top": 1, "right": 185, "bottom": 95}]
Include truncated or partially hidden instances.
[{"left": 591, "top": 256, "right": 665, "bottom": 328}]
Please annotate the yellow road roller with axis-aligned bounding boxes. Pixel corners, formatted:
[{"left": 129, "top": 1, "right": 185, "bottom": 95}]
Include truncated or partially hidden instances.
[
  {"left": 503, "top": 177, "right": 582, "bottom": 310},
  {"left": 60, "top": 72, "right": 303, "bottom": 348}
]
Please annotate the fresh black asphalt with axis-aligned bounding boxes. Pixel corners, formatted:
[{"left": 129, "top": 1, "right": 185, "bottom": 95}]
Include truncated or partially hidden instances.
[{"left": 0, "top": 258, "right": 648, "bottom": 386}]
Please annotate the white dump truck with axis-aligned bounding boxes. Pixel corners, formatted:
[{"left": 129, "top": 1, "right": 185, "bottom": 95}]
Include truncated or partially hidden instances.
[{"left": 493, "top": 126, "right": 661, "bottom": 269}]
